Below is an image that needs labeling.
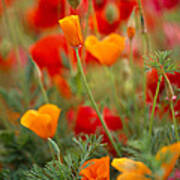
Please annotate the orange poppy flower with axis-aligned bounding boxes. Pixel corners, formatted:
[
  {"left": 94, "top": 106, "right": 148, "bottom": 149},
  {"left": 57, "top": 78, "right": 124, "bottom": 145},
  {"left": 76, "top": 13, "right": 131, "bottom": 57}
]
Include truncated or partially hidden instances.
[
  {"left": 156, "top": 142, "right": 180, "bottom": 180},
  {"left": 58, "top": 15, "right": 83, "bottom": 47},
  {"left": 85, "top": 33, "right": 125, "bottom": 66},
  {"left": 111, "top": 158, "right": 152, "bottom": 176},
  {"left": 117, "top": 172, "right": 151, "bottom": 180},
  {"left": 112, "top": 142, "right": 180, "bottom": 180},
  {"left": 53, "top": 75, "right": 72, "bottom": 99},
  {"left": 80, "top": 156, "right": 110, "bottom": 180},
  {"left": 20, "top": 104, "right": 61, "bottom": 139}
]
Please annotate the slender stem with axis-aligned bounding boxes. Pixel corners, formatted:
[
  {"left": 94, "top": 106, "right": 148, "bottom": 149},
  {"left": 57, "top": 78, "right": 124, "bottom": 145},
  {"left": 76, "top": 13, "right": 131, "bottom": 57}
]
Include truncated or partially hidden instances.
[
  {"left": 129, "top": 39, "right": 133, "bottom": 67},
  {"left": 30, "top": 58, "right": 49, "bottom": 104},
  {"left": 170, "top": 100, "right": 179, "bottom": 141},
  {"left": 149, "top": 75, "right": 162, "bottom": 137},
  {"left": 75, "top": 48, "right": 121, "bottom": 156},
  {"left": 48, "top": 138, "right": 63, "bottom": 174},
  {"left": 48, "top": 139, "right": 55, "bottom": 161},
  {"left": 90, "top": 0, "right": 100, "bottom": 38}
]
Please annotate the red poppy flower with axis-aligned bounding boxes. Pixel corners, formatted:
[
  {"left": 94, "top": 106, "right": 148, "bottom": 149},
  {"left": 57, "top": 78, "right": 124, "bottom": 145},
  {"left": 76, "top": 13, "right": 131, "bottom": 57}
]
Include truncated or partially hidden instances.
[
  {"left": 26, "top": 0, "right": 65, "bottom": 31},
  {"left": 116, "top": 0, "right": 137, "bottom": 21},
  {"left": 93, "top": 0, "right": 107, "bottom": 10},
  {"left": 89, "top": 0, "right": 137, "bottom": 35},
  {"left": 90, "top": 3, "right": 121, "bottom": 34},
  {"left": 146, "top": 69, "right": 165, "bottom": 103},
  {"left": 74, "top": 106, "right": 123, "bottom": 140},
  {"left": 162, "top": 0, "right": 180, "bottom": 9},
  {"left": 30, "top": 34, "right": 67, "bottom": 77}
]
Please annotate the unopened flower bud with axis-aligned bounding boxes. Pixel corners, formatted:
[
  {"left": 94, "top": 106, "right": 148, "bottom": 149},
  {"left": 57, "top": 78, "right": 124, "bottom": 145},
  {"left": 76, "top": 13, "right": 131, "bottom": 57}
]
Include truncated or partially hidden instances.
[
  {"left": 105, "top": 3, "right": 119, "bottom": 24},
  {"left": 127, "top": 16, "right": 136, "bottom": 40},
  {"left": 67, "top": 0, "right": 81, "bottom": 9},
  {"left": 127, "top": 26, "right": 136, "bottom": 40},
  {"left": 59, "top": 15, "right": 83, "bottom": 47}
]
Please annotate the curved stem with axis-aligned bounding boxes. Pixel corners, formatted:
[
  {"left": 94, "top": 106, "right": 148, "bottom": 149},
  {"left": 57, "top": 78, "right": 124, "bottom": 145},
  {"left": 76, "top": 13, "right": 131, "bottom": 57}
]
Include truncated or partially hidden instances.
[
  {"left": 30, "top": 58, "right": 49, "bottom": 104},
  {"left": 149, "top": 75, "right": 162, "bottom": 137},
  {"left": 75, "top": 48, "right": 121, "bottom": 156}
]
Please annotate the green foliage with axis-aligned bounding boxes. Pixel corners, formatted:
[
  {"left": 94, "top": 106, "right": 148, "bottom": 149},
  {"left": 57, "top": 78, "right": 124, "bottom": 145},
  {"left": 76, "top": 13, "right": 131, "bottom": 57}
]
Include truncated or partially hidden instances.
[
  {"left": 145, "top": 50, "right": 179, "bottom": 73},
  {"left": 0, "top": 87, "right": 23, "bottom": 113},
  {"left": 24, "top": 135, "right": 107, "bottom": 180}
]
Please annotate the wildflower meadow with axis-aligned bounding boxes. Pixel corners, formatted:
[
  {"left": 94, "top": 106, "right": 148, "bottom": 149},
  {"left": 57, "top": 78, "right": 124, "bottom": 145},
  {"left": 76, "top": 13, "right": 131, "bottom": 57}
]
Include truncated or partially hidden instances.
[{"left": 0, "top": 0, "right": 180, "bottom": 179}]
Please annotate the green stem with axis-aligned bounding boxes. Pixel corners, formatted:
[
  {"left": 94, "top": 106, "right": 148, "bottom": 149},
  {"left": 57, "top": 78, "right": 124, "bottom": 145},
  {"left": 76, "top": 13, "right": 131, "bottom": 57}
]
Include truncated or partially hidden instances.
[
  {"left": 129, "top": 39, "right": 133, "bottom": 68},
  {"left": 48, "top": 139, "right": 55, "bottom": 162},
  {"left": 48, "top": 138, "right": 63, "bottom": 174},
  {"left": 30, "top": 58, "right": 49, "bottom": 104},
  {"left": 149, "top": 75, "right": 162, "bottom": 137},
  {"left": 75, "top": 48, "right": 121, "bottom": 156},
  {"left": 169, "top": 100, "right": 179, "bottom": 141}
]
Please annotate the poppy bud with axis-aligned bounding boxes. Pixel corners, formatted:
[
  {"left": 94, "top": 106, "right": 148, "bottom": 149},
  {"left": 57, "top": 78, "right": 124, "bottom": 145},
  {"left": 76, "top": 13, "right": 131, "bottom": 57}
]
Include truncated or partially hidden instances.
[
  {"left": 105, "top": 3, "right": 119, "bottom": 24},
  {"left": 59, "top": 15, "right": 83, "bottom": 47},
  {"left": 127, "top": 26, "right": 135, "bottom": 40},
  {"left": 67, "top": 0, "right": 81, "bottom": 9}
]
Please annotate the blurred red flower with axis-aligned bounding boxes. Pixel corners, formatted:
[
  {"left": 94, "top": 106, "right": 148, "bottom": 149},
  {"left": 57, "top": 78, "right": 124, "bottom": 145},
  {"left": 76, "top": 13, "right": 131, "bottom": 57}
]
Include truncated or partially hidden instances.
[
  {"left": 26, "top": 0, "right": 65, "bottom": 31},
  {"left": 93, "top": 0, "right": 107, "bottom": 10},
  {"left": 146, "top": 68, "right": 165, "bottom": 103},
  {"left": 30, "top": 34, "right": 67, "bottom": 77},
  {"left": 116, "top": 0, "right": 137, "bottom": 21},
  {"left": 146, "top": 69, "right": 180, "bottom": 122},
  {"left": 74, "top": 105, "right": 123, "bottom": 140},
  {"left": 90, "top": 0, "right": 137, "bottom": 34}
]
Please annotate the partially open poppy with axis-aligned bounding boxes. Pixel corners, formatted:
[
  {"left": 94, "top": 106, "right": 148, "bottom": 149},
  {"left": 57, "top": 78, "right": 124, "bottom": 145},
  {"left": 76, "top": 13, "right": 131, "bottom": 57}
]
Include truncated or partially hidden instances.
[
  {"left": 21, "top": 104, "right": 61, "bottom": 139},
  {"left": 59, "top": 15, "right": 83, "bottom": 47}
]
